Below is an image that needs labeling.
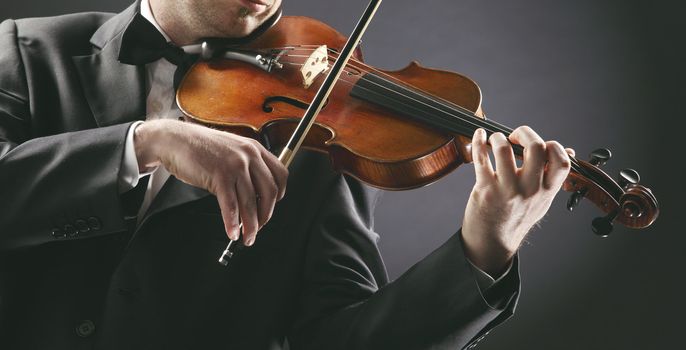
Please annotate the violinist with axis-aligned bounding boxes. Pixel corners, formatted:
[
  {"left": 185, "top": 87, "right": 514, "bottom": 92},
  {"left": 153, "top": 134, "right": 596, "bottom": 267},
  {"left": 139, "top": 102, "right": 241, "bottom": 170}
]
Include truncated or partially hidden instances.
[{"left": 0, "top": 0, "right": 574, "bottom": 349}]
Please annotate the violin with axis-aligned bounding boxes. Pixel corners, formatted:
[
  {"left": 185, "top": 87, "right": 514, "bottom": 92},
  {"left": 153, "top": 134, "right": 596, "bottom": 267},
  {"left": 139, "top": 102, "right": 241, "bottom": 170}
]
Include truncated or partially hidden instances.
[{"left": 175, "top": 10, "right": 658, "bottom": 254}]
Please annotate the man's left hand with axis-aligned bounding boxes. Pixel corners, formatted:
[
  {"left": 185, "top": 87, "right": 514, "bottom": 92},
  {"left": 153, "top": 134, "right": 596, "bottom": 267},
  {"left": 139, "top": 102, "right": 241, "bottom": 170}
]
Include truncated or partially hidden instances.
[{"left": 461, "top": 126, "right": 573, "bottom": 276}]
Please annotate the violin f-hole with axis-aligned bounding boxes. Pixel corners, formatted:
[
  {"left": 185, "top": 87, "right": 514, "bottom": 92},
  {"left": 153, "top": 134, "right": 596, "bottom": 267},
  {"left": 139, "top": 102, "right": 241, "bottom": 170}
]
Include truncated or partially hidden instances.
[{"left": 262, "top": 95, "right": 329, "bottom": 113}]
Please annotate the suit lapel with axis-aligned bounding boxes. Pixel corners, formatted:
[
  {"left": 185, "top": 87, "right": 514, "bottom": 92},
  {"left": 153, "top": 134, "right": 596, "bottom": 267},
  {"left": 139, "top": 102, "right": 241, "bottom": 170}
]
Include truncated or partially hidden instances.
[
  {"left": 137, "top": 176, "right": 211, "bottom": 232},
  {"left": 72, "top": 1, "right": 213, "bottom": 234},
  {"left": 72, "top": 2, "right": 145, "bottom": 127}
]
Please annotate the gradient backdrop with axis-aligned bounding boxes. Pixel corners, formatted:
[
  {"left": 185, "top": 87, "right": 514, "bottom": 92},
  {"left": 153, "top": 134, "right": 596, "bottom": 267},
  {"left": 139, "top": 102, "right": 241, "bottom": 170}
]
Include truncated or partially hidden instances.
[{"left": 1, "top": 0, "right": 682, "bottom": 349}]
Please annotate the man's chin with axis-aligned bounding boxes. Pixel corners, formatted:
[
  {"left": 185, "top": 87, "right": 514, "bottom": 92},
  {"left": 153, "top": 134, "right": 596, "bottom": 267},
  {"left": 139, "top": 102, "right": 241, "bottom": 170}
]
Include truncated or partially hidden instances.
[
  {"left": 228, "top": 16, "right": 266, "bottom": 38},
  {"left": 224, "top": 25, "right": 257, "bottom": 39}
]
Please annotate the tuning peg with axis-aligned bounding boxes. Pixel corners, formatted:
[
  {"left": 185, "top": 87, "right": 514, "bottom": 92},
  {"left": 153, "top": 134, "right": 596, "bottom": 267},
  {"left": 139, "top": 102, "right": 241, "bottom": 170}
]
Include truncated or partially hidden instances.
[
  {"left": 618, "top": 168, "right": 640, "bottom": 188},
  {"left": 566, "top": 188, "right": 587, "bottom": 211},
  {"left": 592, "top": 209, "right": 619, "bottom": 237},
  {"left": 589, "top": 148, "right": 612, "bottom": 166}
]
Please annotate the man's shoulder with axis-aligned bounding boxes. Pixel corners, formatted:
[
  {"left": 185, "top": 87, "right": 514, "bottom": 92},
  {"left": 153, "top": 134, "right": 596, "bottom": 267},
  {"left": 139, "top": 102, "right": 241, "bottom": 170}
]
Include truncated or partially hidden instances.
[{"left": 6, "top": 11, "right": 116, "bottom": 54}]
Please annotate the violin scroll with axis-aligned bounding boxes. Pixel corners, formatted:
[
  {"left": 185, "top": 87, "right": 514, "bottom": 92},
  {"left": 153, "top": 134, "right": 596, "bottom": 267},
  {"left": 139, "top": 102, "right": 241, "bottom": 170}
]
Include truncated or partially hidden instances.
[{"left": 564, "top": 149, "right": 659, "bottom": 236}]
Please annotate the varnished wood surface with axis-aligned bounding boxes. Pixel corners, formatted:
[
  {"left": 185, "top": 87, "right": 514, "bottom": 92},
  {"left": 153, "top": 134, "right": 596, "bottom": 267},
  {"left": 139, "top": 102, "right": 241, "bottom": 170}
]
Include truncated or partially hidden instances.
[
  {"left": 178, "top": 16, "right": 484, "bottom": 189},
  {"left": 177, "top": 16, "right": 658, "bottom": 226}
]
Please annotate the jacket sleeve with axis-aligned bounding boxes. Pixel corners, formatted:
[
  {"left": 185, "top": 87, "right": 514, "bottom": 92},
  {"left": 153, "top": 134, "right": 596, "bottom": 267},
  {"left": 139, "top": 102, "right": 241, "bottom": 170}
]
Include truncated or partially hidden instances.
[
  {"left": 288, "top": 174, "right": 520, "bottom": 350},
  {"left": 0, "top": 19, "right": 133, "bottom": 251}
]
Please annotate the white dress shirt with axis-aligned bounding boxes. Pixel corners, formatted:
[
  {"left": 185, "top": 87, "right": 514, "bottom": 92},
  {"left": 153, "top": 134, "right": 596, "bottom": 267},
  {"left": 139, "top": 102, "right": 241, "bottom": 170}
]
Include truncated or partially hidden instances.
[
  {"left": 118, "top": 0, "right": 177, "bottom": 224},
  {"left": 116, "top": 0, "right": 511, "bottom": 297}
]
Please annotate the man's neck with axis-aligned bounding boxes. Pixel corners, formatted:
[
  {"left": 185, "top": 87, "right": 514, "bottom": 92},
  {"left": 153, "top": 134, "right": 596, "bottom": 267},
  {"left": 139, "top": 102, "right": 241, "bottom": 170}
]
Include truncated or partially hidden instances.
[
  {"left": 141, "top": 0, "right": 172, "bottom": 42},
  {"left": 148, "top": 0, "right": 196, "bottom": 45}
]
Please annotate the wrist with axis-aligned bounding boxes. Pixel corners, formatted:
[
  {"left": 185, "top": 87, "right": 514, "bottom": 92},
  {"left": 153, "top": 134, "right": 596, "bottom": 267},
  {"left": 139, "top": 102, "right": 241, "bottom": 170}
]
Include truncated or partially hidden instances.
[
  {"left": 460, "top": 225, "right": 517, "bottom": 277},
  {"left": 133, "top": 120, "right": 164, "bottom": 172}
]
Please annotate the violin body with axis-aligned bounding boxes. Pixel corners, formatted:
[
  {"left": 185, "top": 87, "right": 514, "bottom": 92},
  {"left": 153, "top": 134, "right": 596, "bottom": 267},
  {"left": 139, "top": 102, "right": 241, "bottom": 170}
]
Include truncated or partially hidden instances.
[
  {"left": 177, "top": 16, "right": 658, "bottom": 232},
  {"left": 178, "top": 16, "right": 482, "bottom": 190}
]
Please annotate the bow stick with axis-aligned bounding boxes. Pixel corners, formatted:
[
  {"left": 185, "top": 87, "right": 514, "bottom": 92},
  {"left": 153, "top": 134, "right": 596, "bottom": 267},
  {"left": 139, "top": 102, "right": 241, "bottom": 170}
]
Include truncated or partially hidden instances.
[{"left": 218, "top": 0, "right": 383, "bottom": 266}]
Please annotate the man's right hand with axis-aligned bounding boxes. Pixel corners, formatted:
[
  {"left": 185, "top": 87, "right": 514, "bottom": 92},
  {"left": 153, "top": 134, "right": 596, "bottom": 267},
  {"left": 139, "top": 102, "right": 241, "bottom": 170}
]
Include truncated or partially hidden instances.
[{"left": 133, "top": 119, "right": 288, "bottom": 246}]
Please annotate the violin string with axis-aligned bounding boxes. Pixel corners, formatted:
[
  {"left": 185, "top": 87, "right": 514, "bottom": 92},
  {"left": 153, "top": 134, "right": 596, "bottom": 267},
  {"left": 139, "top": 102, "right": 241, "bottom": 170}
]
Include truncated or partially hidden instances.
[
  {"left": 279, "top": 47, "right": 517, "bottom": 136},
  {"left": 282, "top": 47, "right": 490, "bottom": 118},
  {"left": 285, "top": 46, "right": 548, "bottom": 147},
  {"left": 272, "top": 47, "right": 583, "bottom": 172},
  {"left": 279, "top": 56, "right": 583, "bottom": 174},
  {"left": 279, "top": 52, "right": 511, "bottom": 141},
  {"left": 325, "top": 48, "right": 530, "bottom": 137},
  {"left": 278, "top": 51, "right": 501, "bottom": 133},
  {"left": 321, "top": 51, "right": 585, "bottom": 171},
  {"left": 319, "top": 46, "right": 584, "bottom": 172},
  {"left": 278, "top": 55, "right": 585, "bottom": 174}
]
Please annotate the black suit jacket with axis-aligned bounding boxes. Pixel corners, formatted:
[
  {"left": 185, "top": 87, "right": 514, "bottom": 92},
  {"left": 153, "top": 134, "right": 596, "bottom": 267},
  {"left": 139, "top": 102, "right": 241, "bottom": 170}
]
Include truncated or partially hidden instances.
[{"left": 0, "top": 2, "right": 520, "bottom": 349}]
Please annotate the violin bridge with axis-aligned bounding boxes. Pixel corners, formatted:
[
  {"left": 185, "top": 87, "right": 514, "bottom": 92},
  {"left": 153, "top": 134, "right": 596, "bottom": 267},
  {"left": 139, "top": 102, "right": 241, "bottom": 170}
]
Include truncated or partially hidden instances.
[{"left": 300, "top": 45, "right": 329, "bottom": 89}]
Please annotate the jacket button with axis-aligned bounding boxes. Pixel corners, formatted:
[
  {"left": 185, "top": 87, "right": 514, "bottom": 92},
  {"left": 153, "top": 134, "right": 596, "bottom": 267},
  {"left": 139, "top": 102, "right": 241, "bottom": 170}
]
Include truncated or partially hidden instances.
[
  {"left": 87, "top": 216, "right": 102, "bottom": 231},
  {"left": 75, "top": 319, "right": 96, "bottom": 337},
  {"left": 63, "top": 224, "right": 78, "bottom": 237},
  {"left": 51, "top": 227, "right": 66, "bottom": 239},
  {"left": 75, "top": 219, "right": 90, "bottom": 234}
]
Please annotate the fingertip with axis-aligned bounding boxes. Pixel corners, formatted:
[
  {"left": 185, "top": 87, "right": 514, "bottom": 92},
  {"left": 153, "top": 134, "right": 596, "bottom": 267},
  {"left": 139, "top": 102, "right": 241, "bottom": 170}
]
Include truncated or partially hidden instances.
[
  {"left": 489, "top": 131, "right": 505, "bottom": 141},
  {"left": 241, "top": 221, "right": 258, "bottom": 246},
  {"left": 488, "top": 132, "right": 510, "bottom": 151},
  {"left": 544, "top": 142, "right": 572, "bottom": 187},
  {"left": 554, "top": 143, "right": 570, "bottom": 161},
  {"left": 508, "top": 125, "right": 524, "bottom": 139},
  {"left": 513, "top": 125, "right": 534, "bottom": 136},
  {"left": 471, "top": 128, "right": 484, "bottom": 142},
  {"left": 226, "top": 229, "right": 237, "bottom": 242},
  {"left": 471, "top": 129, "right": 483, "bottom": 150},
  {"left": 278, "top": 183, "right": 287, "bottom": 199},
  {"left": 225, "top": 224, "right": 239, "bottom": 241}
]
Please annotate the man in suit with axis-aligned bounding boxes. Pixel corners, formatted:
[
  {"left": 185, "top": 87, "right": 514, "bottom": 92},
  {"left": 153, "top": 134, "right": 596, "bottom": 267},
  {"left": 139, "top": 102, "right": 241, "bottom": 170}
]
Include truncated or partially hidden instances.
[{"left": 0, "top": 0, "right": 572, "bottom": 348}]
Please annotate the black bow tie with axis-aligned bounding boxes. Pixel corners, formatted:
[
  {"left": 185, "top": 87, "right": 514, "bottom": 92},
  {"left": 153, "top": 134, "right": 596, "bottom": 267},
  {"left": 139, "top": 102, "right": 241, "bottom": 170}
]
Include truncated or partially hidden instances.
[
  {"left": 119, "top": 12, "right": 193, "bottom": 66},
  {"left": 118, "top": 13, "right": 197, "bottom": 88}
]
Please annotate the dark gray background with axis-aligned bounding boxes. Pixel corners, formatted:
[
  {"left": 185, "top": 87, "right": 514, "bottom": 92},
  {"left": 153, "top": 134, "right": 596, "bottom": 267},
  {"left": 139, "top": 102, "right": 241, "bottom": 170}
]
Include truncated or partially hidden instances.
[{"left": 1, "top": 0, "right": 682, "bottom": 349}]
